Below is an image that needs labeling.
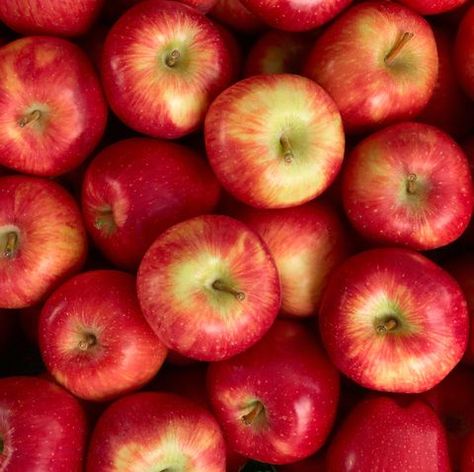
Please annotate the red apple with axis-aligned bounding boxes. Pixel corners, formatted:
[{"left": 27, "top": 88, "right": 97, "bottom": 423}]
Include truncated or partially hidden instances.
[
  {"left": 342, "top": 122, "right": 474, "bottom": 250},
  {"left": 101, "top": 0, "right": 234, "bottom": 139},
  {"left": 326, "top": 395, "right": 451, "bottom": 471},
  {"left": 0, "top": 0, "right": 104, "bottom": 37},
  {"left": 81, "top": 138, "right": 220, "bottom": 270},
  {"left": 137, "top": 215, "right": 280, "bottom": 361},
  {"left": 210, "top": 0, "right": 265, "bottom": 34},
  {"left": 0, "top": 176, "right": 87, "bottom": 309},
  {"left": 0, "top": 376, "right": 87, "bottom": 471},
  {"left": 205, "top": 73, "right": 345, "bottom": 209},
  {"left": 87, "top": 391, "right": 226, "bottom": 471},
  {"left": 39, "top": 270, "right": 167, "bottom": 401},
  {"left": 319, "top": 247, "right": 469, "bottom": 393},
  {"left": 0, "top": 36, "right": 107, "bottom": 176},
  {"left": 240, "top": 0, "right": 352, "bottom": 31},
  {"left": 455, "top": 5, "right": 474, "bottom": 100},
  {"left": 207, "top": 320, "right": 340, "bottom": 464},
  {"left": 304, "top": 1, "right": 438, "bottom": 134},
  {"left": 398, "top": 0, "right": 469, "bottom": 15},
  {"left": 233, "top": 200, "right": 351, "bottom": 317}
]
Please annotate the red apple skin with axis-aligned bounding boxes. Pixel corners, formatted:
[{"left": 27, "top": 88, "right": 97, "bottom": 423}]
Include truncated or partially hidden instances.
[
  {"left": 342, "top": 122, "right": 474, "bottom": 250},
  {"left": 0, "top": 176, "right": 87, "bottom": 309},
  {"left": 398, "top": 0, "right": 468, "bottom": 14},
  {"left": 304, "top": 1, "right": 438, "bottom": 134},
  {"left": 0, "top": 0, "right": 104, "bottom": 37},
  {"left": 240, "top": 0, "right": 352, "bottom": 32},
  {"left": 105, "top": 0, "right": 218, "bottom": 16},
  {"left": 326, "top": 395, "right": 451, "bottom": 471},
  {"left": 39, "top": 270, "right": 167, "bottom": 402},
  {"left": 210, "top": 0, "right": 265, "bottom": 34},
  {"left": 81, "top": 138, "right": 221, "bottom": 270},
  {"left": 101, "top": 0, "right": 233, "bottom": 139},
  {"left": 137, "top": 215, "right": 281, "bottom": 361},
  {"left": 234, "top": 200, "right": 352, "bottom": 317},
  {"left": 207, "top": 320, "right": 340, "bottom": 464},
  {"left": 462, "top": 432, "right": 474, "bottom": 471},
  {"left": 87, "top": 392, "right": 226, "bottom": 472},
  {"left": 418, "top": 26, "right": 474, "bottom": 138},
  {"left": 319, "top": 248, "right": 469, "bottom": 393},
  {"left": 0, "top": 376, "right": 87, "bottom": 471},
  {"left": 455, "top": 5, "right": 474, "bottom": 100},
  {"left": 0, "top": 36, "right": 107, "bottom": 177},
  {"left": 205, "top": 74, "right": 345, "bottom": 209}
]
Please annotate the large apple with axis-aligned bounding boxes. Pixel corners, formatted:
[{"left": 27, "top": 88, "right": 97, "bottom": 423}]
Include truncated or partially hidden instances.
[
  {"left": 81, "top": 138, "right": 220, "bottom": 270},
  {"left": 205, "top": 73, "right": 345, "bottom": 209},
  {"left": 326, "top": 395, "right": 451, "bottom": 471},
  {"left": 39, "top": 270, "right": 167, "bottom": 401},
  {"left": 0, "top": 36, "right": 107, "bottom": 177},
  {"left": 0, "top": 176, "right": 87, "bottom": 309},
  {"left": 342, "top": 122, "right": 474, "bottom": 250},
  {"left": 0, "top": 376, "right": 87, "bottom": 471},
  {"left": 303, "top": 1, "right": 438, "bottom": 134},
  {"left": 207, "top": 320, "right": 340, "bottom": 464},
  {"left": 101, "top": 0, "right": 234, "bottom": 139},
  {"left": 137, "top": 215, "right": 280, "bottom": 361},
  {"left": 455, "top": 5, "right": 474, "bottom": 100},
  {"left": 319, "top": 247, "right": 469, "bottom": 393},
  {"left": 0, "top": 0, "right": 104, "bottom": 36},
  {"left": 87, "top": 391, "right": 226, "bottom": 471}
]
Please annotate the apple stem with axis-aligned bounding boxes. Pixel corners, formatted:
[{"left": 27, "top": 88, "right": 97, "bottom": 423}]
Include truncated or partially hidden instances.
[
  {"left": 212, "top": 279, "right": 245, "bottom": 301},
  {"left": 3, "top": 232, "right": 18, "bottom": 258},
  {"left": 18, "top": 109, "right": 42, "bottom": 128},
  {"left": 376, "top": 317, "right": 398, "bottom": 335},
  {"left": 406, "top": 173, "right": 417, "bottom": 194},
  {"left": 0, "top": 437, "right": 3, "bottom": 454},
  {"left": 279, "top": 134, "right": 294, "bottom": 164},
  {"left": 78, "top": 333, "right": 97, "bottom": 351},
  {"left": 385, "top": 32, "right": 414, "bottom": 66},
  {"left": 242, "top": 401, "right": 265, "bottom": 426},
  {"left": 165, "top": 49, "right": 181, "bottom": 68}
]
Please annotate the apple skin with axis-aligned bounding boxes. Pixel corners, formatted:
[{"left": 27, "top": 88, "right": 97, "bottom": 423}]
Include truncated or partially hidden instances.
[
  {"left": 205, "top": 73, "right": 345, "bottom": 209},
  {"left": 233, "top": 200, "right": 352, "bottom": 317},
  {"left": 0, "top": 36, "right": 107, "bottom": 177},
  {"left": 101, "top": 0, "right": 234, "bottom": 139},
  {"left": 210, "top": 0, "right": 265, "bottom": 34},
  {"left": 137, "top": 214, "right": 280, "bottom": 361},
  {"left": 455, "top": 5, "right": 474, "bottom": 100},
  {"left": 105, "top": 0, "right": 218, "bottom": 16},
  {"left": 303, "top": 1, "right": 438, "bottom": 134},
  {"left": 319, "top": 247, "right": 469, "bottom": 393},
  {"left": 81, "top": 138, "right": 221, "bottom": 270},
  {"left": 240, "top": 0, "right": 352, "bottom": 32},
  {"left": 462, "top": 433, "right": 474, "bottom": 471},
  {"left": 342, "top": 122, "right": 474, "bottom": 250},
  {"left": 0, "top": 376, "right": 87, "bottom": 471},
  {"left": 0, "top": 0, "right": 104, "bottom": 37},
  {"left": 87, "top": 391, "right": 226, "bottom": 472},
  {"left": 0, "top": 176, "right": 87, "bottom": 309},
  {"left": 397, "top": 0, "right": 469, "bottom": 14},
  {"left": 326, "top": 395, "right": 451, "bottom": 471},
  {"left": 39, "top": 270, "right": 167, "bottom": 402},
  {"left": 207, "top": 320, "right": 340, "bottom": 464}
]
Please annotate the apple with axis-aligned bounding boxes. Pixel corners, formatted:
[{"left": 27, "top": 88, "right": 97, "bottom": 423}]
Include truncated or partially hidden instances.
[
  {"left": 0, "top": 0, "right": 104, "bottom": 37},
  {"left": 210, "top": 0, "right": 265, "bottom": 34},
  {"left": 244, "top": 30, "right": 315, "bottom": 77},
  {"left": 455, "top": 5, "right": 474, "bottom": 100},
  {"left": 207, "top": 319, "right": 340, "bottom": 464},
  {"left": 303, "top": 1, "right": 438, "bottom": 134},
  {"left": 86, "top": 391, "right": 226, "bottom": 471},
  {"left": 0, "top": 376, "right": 87, "bottom": 471},
  {"left": 81, "top": 138, "right": 221, "bottom": 270},
  {"left": 39, "top": 270, "right": 167, "bottom": 401},
  {"left": 239, "top": 0, "right": 352, "bottom": 31},
  {"left": 0, "top": 36, "right": 107, "bottom": 177},
  {"left": 205, "top": 73, "right": 345, "bottom": 209},
  {"left": 101, "top": 0, "right": 234, "bottom": 139},
  {"left": 233, "top": 200, "right": 351, "bottom": 317},
  {"left": 398, "top": 0, "right": 469, "bottom": 15},
  {"left": 137, "top": 214, "right": 280, "bottom": 361},
  {"left": 0, "top": 176, "right": 87, "bottom": 309},
  {"left": 342, "top": 122, "right": 474, "bottom": 250},
  {"left": 319, "top": 247, "right": 469, "bottom": 393},
  {"left": 326, "top": 395, "right": 451, "bottom": 471}
]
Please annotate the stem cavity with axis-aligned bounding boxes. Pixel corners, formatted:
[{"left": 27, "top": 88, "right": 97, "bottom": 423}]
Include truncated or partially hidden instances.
[
  {"left": 279, "top": 134, "right": 294, "bottom": 164},
  {"left": 78, "top": 333, "right": 97, "bottom": 352},
  {"left": 385, "top": 32, "right": 414, "bottom": 66},
  {"left": 2, "top": 232, "right": 18, "bottom": 258},
  {"left": 376, "top": 317, "right": 399, "bottom": 335},
  {"left": 212, "top": 279, "right": 245, "bottom": 301},
  {"left": 406, "top": 173, "right": 417, "bottom": 195},
  {"left": 165, "top": 49, "right": 181, "bottom": 68},
  {"left": 18, "top": 109, "right": 42, "bottom": 128},
  {"left": 241, "top": 401, "right": 265, "bottom": 426}
]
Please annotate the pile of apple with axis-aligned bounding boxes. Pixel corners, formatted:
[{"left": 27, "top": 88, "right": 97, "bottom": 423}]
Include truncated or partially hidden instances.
[{"left": 1, "top": 0, "right": 474, "bottom": 470}]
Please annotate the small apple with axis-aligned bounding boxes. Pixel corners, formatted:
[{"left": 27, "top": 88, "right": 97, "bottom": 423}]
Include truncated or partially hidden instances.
[
  {"left": 137, "top": 214, "right": 280, "bottom": 361},
  {"left": 455, "top": 5, "right": 474, "bottom": 100}
]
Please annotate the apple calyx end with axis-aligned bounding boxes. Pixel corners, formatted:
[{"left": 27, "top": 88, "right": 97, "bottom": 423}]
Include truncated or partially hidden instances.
[
  {"left": 165, "top": 49, "right": 181, "bottom": 68},
  {"left": 2, "top": 231, "right": 19, "bottom": 259},
  {"left": 78, "top": 333, "right": 98, "bottom": 352},
  {"left": 279, "top": 133, "right": 294, "bottom": 164},
  {"left": 384, "top": 32, "right": 414, "bottom": 67},
  {"left": 375, "top": 316, "right": 399, "bottom": 335},
  {"left": 94, "top": 208, "right": 117, "bottom": 235},
  {"left": 406, "top": 173, "right": 417, "bottom": 195},
  {"left": 18, "top": 109, "right": 42, "bottom": 128},
  {"left": 212, "top": 279, "right": 245, "bottom": 301},
  {"left": 241, "top": 400, "right": 265, "bottom": 426}
]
